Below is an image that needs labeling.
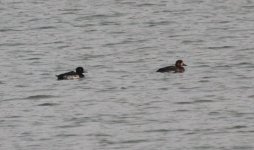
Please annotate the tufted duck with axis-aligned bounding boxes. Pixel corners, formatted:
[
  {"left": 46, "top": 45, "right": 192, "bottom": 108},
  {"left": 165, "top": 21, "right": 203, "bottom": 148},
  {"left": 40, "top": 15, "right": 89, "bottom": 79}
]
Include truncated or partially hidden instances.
[{"left": 56, "top": 67, "right": 85, "bottom": 80}]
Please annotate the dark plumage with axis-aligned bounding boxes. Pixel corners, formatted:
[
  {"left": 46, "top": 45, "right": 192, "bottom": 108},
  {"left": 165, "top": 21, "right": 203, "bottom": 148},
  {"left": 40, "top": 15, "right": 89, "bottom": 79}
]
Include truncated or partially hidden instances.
[
  {"left": 157, "top": 60, "right": 187, "bottom": 73},
  {"left": 56, "top": 67, "right": 85, "bottom": 80}
]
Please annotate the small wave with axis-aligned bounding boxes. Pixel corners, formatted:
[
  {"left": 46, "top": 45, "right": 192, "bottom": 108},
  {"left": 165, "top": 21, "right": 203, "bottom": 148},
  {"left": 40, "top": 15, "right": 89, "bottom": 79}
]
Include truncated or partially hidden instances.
[
  {"left": 235, "top": 62, "right": 253, "bottom": 67},
  {"left": 227, "top": 125, "right": 247, "bottom": 129},
  {"left": 59, "top": 8, "right": 82, "bottom": 12},
  {"left": 176, "top": 100, "right": 214, "bottom": 105},
  {"left": 57, "top": 45, "right": 70, "bottom": 49},
  {"left": 31, "top": 26, "right": 56, "bottom": 30},
  {"left": 193, "top": 146, "right": 213, "bottom": 149},
  {"left": 55, "top": 134, "right": 79, "bottom": 137},
  {"left": 181, "top": 40, "right": 204, "bottom": 44},
  {"left": 242, "top": 5, "right": 254, "bottom": 9},
  {"left": 207, "top": 46, "right": 234, "bottom": 50},
  {"left": 202, "top": 76, "right": 216, "bottom": 79},
  {"left": 145, "top": 20, "right": 174, "bottom": 27},
  {"left": 143, "top": 128, "right": 186, "bottom": 133},
  {"left": 193, "top": 99, "right": 214, "bottom": 103},
  {"left": 100, "top": 21, "right": 120, "bottom": 26},
  {"left": 37, "top": 103, "right": 59, "bottom": 106},
  {"left": 158, "top": 87, "right": 169, "bottom": 90},
  {"left": 56, "top": 125, "right": 80, "bottom": 128},
  {"left": 15, "top": 85, "right": 28, "bottom": 88},
  {"left": 25, "top": 57, "right": 41, "bottom": 60},
  {"left": 0, "top": 28, "right": 21, "bottom": 32},
  {"left": 0, "top": 43, "right": 26, "bottom": 47},
  {"left": 248, "top": 95, "right": 254, "bottom": 98},
  {"left": 208, "top": 112, "right": 220, "bottom": 115},
  {"left": 119, "top": 139, "right": 149, "bottom": 144},
  {"left": 26, "top": 95, "right": 56, "bottom": 100},
  {"left": 175, "top": 101, "right": 192, "bottom": 105},
  {"left": 2, "top": 98, "right": 23, "bottom": 102},
  {"left": 137, "top": 3, "right": 157, "bottom": 7},
  {"left": 198, "top": 80, "right": 210, "bottom": 83},
  {"left": 87, "top": 133, "right": 111, "bottom": 137},
  {"left": 6, "top": 115, "right": 22, "bottom": 118},
  {"left": 175, "top": 109, "right": 190, "bottom": 112},
  {"left": 109, "top": 31, "right": 125, "bottom": 35},
  {"left": 77, "top": 13, "right": 124, "bottom": 21}
]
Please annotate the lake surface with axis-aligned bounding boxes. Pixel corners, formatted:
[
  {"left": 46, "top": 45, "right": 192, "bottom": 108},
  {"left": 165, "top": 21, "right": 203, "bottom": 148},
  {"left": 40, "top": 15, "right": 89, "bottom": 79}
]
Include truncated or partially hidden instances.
[{"left": 1, "top": 0, "right": 254, "bottom": 149}]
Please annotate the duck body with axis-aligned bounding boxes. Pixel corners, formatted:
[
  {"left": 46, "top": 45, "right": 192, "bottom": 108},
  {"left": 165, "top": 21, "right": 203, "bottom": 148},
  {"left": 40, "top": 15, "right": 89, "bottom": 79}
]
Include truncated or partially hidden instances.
[
  {"left": 157, "top": 66, "right": 180, "bottom": 73},
  {"left": 56, "top": 67, "right": 85, "bottom": 80},
  {"left": 157, "top": 60, "right": 187, "bottom": 73}
]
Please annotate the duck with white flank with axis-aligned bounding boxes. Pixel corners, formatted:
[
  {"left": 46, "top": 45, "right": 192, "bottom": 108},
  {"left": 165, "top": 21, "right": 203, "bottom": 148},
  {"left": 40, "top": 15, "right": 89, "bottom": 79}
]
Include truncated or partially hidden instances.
[{"left": 56, "top": 67, "right": 86, "bottom": 80}]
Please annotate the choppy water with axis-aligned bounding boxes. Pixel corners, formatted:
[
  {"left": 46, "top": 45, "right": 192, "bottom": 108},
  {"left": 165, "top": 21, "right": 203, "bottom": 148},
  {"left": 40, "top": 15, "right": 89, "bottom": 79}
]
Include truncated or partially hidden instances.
[{"left": 1, "top": 0, "right": 254, "bottom": 149}]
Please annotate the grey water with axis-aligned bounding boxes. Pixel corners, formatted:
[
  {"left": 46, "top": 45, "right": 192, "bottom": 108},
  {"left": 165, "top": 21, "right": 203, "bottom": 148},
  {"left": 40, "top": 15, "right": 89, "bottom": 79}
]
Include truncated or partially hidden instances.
[{"left": 1, "top": 0, "right": 254, "bottom": 149}]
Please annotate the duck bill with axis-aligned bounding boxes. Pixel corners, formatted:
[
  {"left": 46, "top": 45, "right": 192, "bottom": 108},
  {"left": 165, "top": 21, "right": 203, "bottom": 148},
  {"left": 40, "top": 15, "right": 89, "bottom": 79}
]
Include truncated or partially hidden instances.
[{"left": 183, "top": 63, "right": 187, "bottom": 66}]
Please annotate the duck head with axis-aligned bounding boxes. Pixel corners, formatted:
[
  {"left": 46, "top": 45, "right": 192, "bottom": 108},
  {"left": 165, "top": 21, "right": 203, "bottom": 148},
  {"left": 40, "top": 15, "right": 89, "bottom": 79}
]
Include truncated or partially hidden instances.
[
  {"left": 175, "top": 60, "right": 187, "bottom": 67},
  {"left": 76, "top": 67, "right": 85, "bottom": 75}
]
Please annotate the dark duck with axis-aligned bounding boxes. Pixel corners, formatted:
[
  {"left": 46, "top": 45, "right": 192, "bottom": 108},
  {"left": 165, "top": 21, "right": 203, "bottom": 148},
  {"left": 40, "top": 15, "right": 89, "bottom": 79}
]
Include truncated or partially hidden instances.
[
  {"left": 157, "top": 60, "right": 187, "bottom": 73},
  {"left": 56, "top": 67, "right": 86, "bottom": 80}
]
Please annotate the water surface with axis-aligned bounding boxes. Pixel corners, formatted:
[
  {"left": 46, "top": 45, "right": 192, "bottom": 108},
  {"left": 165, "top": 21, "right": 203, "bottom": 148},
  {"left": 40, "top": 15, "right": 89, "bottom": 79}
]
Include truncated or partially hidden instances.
[{"left": 1, "top": 0, "right": 254, "bottom": 150}]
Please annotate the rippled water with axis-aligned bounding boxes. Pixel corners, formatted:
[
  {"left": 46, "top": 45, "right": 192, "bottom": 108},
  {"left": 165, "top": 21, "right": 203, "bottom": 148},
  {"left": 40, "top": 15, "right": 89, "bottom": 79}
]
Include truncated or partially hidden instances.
[{"left": 1, "top": 0, "right": 254, "bottom": 149}]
